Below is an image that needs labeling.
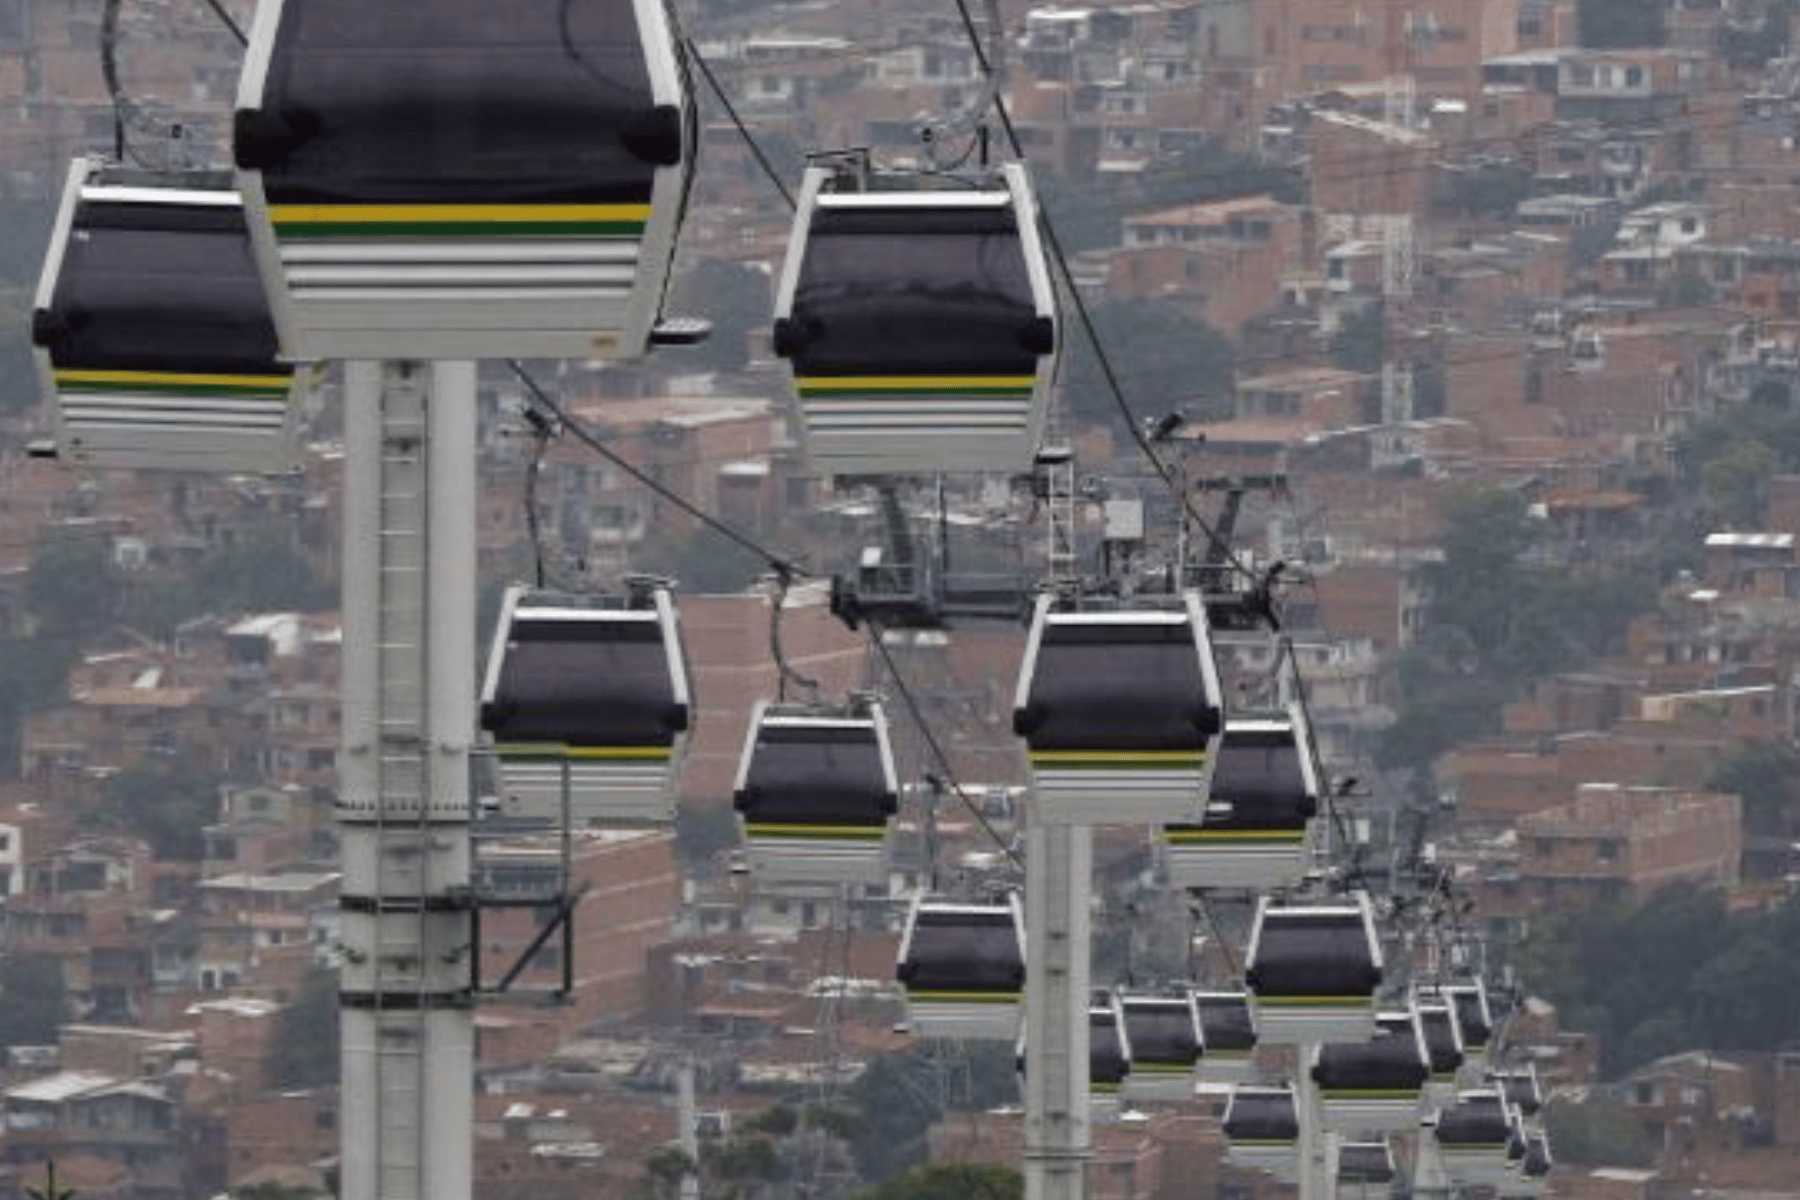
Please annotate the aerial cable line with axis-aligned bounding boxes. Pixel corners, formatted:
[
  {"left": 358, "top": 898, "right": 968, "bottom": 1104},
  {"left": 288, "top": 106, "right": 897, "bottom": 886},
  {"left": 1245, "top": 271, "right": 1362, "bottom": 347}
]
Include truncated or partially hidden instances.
[
  {"left": 506, "top": 360, "right": 803, "bottom": 580},
  {"left": 677, "top": 31, "right": 796, "bottom": 211},
  {"left": 196, "top": 0, "right": 248, "bottom": 46},
  {"left": 863, "top": 624, "right": 1026, "bottom": 870}
]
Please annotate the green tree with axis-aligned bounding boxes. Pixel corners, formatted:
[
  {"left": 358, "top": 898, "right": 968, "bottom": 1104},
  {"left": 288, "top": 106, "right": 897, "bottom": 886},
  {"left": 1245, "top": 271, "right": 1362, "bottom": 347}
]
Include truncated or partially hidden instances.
[
  {"left": 1542, "top": 1096, "right": 1655, "bottom": 1166},
  {"left": 268, "top": 967, "right": 340, "bottom": 1089},
  {"left": 741, "top": 1104, "right": 799, "bottom": 1137},
  {"left": 27, "top": 533, "right": 120, "bottom": 639},
  {"left": 0, "top": 956, "right": 67, "bottom": 1051},
  {"left": 1699, "top": 439, "right": 1779, "bottom": 528},
  {"left": 1059, "top": 297, "right": 1235, "bottom": 432},
  {"left": 699, "top": 1135, "right": 780, "bottom": 1200},
  {"left": 1659, "top": 262, "right": 1714, "bottom": 308},
  {"left": 859, "top": 1162, "right": 1023, "bottom": 1200},
  {"left": 645, "top": 1145, "right": 697, "bottom": 1200},
  {"left": 1578, "top": 0, "right": 1667, "bottom": 47},
  {"left": 1689, "top": 934, "right": 1800, "bottom": 1051},
  {"left": 0, "top": 636, "right": 76, "bottom": 778},
  {"left": 1706, "top": 741, "right": 1800, "bottom": 838},
  {"left": 1429, "top": 487, "right": 1538, "bottom": 651},
  {"left": 847, "top": 1045, "right": 1018, "bottom": 1182},
  {"left": 94, "top": 762, "right": 218, "bottom": 861},
  {"left": 1434, "top": 161, "right": 1532, "bottom": 219},
  {"left": 196, "top": 526, "right": 335, "bottom": 614}
]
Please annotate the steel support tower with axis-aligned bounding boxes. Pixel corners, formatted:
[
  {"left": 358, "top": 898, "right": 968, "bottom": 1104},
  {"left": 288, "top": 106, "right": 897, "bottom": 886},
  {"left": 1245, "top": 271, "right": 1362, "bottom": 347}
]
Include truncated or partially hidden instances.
[
  {"left": 336, "top": 360, "right": 478, "bottom": 1200},
  {"left": 1023, "top": 823, "right": 1092, "bottom": 1200}
]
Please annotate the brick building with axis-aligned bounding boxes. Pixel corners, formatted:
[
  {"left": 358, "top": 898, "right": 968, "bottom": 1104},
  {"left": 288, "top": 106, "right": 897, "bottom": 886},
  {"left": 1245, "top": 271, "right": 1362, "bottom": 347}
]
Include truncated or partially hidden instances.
[{"left": 1506, "top": 783, "right": 1741, "bottom": 911}]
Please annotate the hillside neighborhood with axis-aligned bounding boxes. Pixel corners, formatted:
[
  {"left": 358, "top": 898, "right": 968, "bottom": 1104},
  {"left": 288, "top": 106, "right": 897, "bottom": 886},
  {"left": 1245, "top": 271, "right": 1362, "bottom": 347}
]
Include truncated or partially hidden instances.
[{"left": 6, "top": 0, "right": 1800, "bottom": 1198}]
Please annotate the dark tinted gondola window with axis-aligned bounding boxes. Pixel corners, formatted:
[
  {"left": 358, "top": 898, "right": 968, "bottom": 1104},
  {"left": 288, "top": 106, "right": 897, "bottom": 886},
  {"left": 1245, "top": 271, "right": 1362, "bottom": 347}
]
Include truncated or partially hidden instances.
[
  {"left": 1247, "top": 913, "right": 1380, "bottom": 995},
  {"left": 900, "top": 909, "right": 1023, "bottom": 990},
  {"left": 1196, "top": 996, "right": 1256, "bottom": 1051},
  {"left": 1089, "top": 1010, "right": 1129, "bottom": 1083},
  {"left": 1313, "top": 1025, "right": 1428, "bottom": 1089},
  {"left": 486, "top": 617, "right": 682, "bottom": 745},
  {"left": 1419, "top": 1008, "right": 1465, "bottom": 1074},
  {"left": 258, "top": 0, "right": 662, "bottom": 204},
  {"left": 1451, "top": 989, "right": 1492, "bottom": 1044},
  {"left": 790, "top": 206, "right": 1040, "bottom": 376},
  {"left": 1225, "top": 1091, "right": 1298, "bottom": 1139},
  {"left": 736, "top": 723, "right": 892, "bottom": 824},
  {"left": 1022, "top": 621, "right": 1212, "bottom": 751},
  {"left": 1124, "top": 1003, "right": 1199, "bottom": 1062},
  {"left": 1436, "top": 1096, "right": 1509, "bottom": 1143},
  {"left": 1337, "top": 1144, "right": 1395, "bottom": 1183},
  {"left": 1206, "top": 725, "right": 1314, "bottom": 826},
  {"left": 47, "top": 200, "right": 280, "bottom": 374}
]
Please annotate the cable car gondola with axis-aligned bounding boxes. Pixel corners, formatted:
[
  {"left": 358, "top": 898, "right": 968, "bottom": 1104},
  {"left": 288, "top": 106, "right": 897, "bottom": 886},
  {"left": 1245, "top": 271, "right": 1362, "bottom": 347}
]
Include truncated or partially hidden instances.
[
  {"left": 895, "top": 895, "right": 1026, "bottom": 1040},
  {"left": 1432, "top": 1088, "right": 1517, "bottom": 1185},
  {"left": 1161, "top": 705, "right": 1320, "bottom": 891},
  {"left": 233, "top": 0, "right": 692, "bottom": 360},
  {"left": 1311, "top": 1007, "right": 1430, "bottom": 1132},
  {"left": 731, "top": 698, "right": 899, "bottom": 886},
  {"left": 1194, "top": 990, "right": 1259, "bottom": 1084},
  {"left": 1244, "top": 894, "right": 1383, "bottom": 1043},
  {"left": 1499, "top": 1130, "right": 1553, "bottom": 1199},
  {"left": 1119, "top": 991, "right": 1203, "bottom": 1102},
  {"left": 478, "top": 581, "right": 691, "bottom": 825},
  {"left": 1335, "top": 1139, "right": 1397, "bottom": 1192},
  {"left": 1089, "top": 995, "right": 1133, "bottom": 1119},
  {"left": 1445, "top": 979, "right": 1495, "bottom": 1069},
  {"left": 1013, "top": 592, "right": 1224, "bottom": 826},
  {"left": 771, "top": 163, "right": 1058, "bottom": 477},
  {"left": 31, "top": 159, "right": 306, "bottom": 472},
  {"left": 1414, "top": 990, "right": 1467, "bottom": 1103},
  {"left": 1222, "top": 1084, "right": 1300, "bottom": 1181}
]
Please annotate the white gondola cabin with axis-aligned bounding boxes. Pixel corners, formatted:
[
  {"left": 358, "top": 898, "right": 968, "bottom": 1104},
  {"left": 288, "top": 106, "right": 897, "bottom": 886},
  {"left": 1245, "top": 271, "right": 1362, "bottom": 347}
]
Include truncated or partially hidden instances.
[
  {"left": 1445, "top": 980, "right": 1495, "bottom": 1069},
  {"left": 1223, "top": 1085, "right": 1300, "bottom": 1181},
  {"left": 1335, "top": 1139, "right": 1397, "bottom": 1194},
  {"left": 771, "top": 163, "right": 1057, "bottom": 477},
  {"left": 1119, "top": 991, "right": 1203, "bottom": 1102},
  {"left": 1013, "top": 592, "right": 1224, "bottom": 826},
  {"left": 1310, "top": 1008, "right": 1430, "bottom": 1132},
  {"left": 895, "top": 895, "right": 1026, "bottom": 1040},
  {"left": 1433, "top": 1089, "right": 1517, "bottom": 1185},
  {"left": 233, "top": 0, "right": 691, "bottom": 360},
  {"left": 731, "top": 698, "right": 899, "bottom": 887},
  {"left": 1194, "top": 990, "right": 1259, "bottom": 1084},
  {"left": 1491, "top": 1064, "right": 1544, "bottom": 1121},
  {"left": 1415, "top": 990, "right": 1467, "bottom": 1103},
  {"left": 1161, "top": 705, "right": 1320, "bottom": 891},
  {"left": 31, "top": 159, "right": 306, "bottom": 472},
  {"left": 478, "top": 583, "right": 691, "bottom": 825},
  {"left": 1244, "top": 894, "right": 1383, "bottom": 1043}
]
